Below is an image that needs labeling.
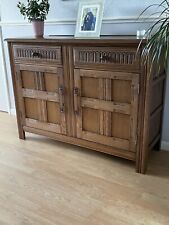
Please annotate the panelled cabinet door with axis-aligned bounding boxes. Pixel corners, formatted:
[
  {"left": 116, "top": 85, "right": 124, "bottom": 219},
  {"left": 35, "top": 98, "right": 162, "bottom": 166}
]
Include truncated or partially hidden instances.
[
  {"left": 15, "top": 64, "right": 66, "bottom": 135},
  {"left": 74, "top": 69, "right": 139, "bottom": 152}
]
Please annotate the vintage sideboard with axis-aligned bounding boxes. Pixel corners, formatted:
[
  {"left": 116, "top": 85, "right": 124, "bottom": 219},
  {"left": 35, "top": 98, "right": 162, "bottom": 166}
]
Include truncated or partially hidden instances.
[{"left": 6, "top": 36, "right": 166, "bottom": 173}]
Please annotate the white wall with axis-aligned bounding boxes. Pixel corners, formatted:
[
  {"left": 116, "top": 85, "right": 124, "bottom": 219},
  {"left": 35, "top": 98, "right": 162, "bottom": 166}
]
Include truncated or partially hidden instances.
[
  {"left": 0, "top": 0, "right": 169, "bottom": 147},
  {"left": 0, "top": 27, "right": 9, "bottom": 112},
  {"left": 0, "top": 0, "right": 158, "bottom": 22}
]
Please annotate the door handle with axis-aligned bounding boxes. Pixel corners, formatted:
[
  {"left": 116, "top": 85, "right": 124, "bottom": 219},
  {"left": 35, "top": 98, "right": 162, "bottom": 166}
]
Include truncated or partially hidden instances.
[
  {"left": 59, "top": 86, "right": 65, "bottom": 113},
  {"left": 74, "top": 87, "right": 79, "bottom": 115},
  {"left": 32, "top": 52, "right": 42, "bottom": 58}
]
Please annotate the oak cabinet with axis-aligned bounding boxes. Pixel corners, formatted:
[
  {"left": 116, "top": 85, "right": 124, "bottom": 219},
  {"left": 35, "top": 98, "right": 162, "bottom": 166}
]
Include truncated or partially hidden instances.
[{"left": 7, "top": 36, "right": 166, "bottom": 174}]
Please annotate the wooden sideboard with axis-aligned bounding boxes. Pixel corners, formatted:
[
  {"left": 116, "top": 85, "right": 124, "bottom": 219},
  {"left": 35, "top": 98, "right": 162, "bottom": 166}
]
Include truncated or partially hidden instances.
[{"left": 7, "top": 36, "right": 166, "bottom": 173}]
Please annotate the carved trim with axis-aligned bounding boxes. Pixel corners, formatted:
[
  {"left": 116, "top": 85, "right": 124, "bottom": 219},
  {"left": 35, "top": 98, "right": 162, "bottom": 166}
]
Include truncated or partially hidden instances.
[
  {"left": 13, "top": 45, "right": 62, "bottom": 64},
  {"left": 74, "top": 47, "right": 139, "bottom": 66}
]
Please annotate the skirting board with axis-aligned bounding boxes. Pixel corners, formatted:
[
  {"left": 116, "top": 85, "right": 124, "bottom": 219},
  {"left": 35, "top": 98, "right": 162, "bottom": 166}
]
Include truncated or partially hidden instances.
[
  {"left": 161, "top": 141, "right": 169, "bottom": 151},
  {"left": 10, "top": 108, "right": 16, "bottom": 115}
]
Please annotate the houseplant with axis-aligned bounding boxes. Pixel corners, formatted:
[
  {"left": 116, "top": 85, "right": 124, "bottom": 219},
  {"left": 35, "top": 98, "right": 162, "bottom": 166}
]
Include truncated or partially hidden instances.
[
  {"left": 17, "top": 0, "right": 50, "bottom": 37},
  {"left": 139, "top": 0, "right": 169, "bottom": 72}
]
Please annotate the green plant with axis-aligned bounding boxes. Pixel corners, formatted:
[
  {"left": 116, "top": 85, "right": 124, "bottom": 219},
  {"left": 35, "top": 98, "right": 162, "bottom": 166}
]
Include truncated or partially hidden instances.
[
  {"left": 17, "top": 0, "right": 50, "bottom": 22},
  {"left": 139, "top": 0, "right": 169, "bottom": 71}
]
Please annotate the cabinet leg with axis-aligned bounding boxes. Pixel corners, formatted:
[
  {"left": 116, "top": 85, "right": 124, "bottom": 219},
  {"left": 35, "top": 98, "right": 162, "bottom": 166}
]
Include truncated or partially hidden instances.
[
  {"left": 153, "top": 140, "right": 161, "bottom": 151},
  {"left": 136, "top": 145, "right": 149, "bottom": 174},
  {"left": 136, "top": 140, "right": 162, "bottom": 173},
  {"left": 18, "top": 128, "right": 25, "bottom": 140},
  {"left": 136, "top": 161, "right": 147, "bottom": 174},
  {"left": 136, "top": 164, "right": 147, "bottom": 174}
]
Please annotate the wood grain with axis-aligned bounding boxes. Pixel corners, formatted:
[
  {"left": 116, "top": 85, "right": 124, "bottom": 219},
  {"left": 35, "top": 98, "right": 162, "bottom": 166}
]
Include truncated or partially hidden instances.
[
  {"left": 0, "top": 112, "right": 169, "bottom": 225},
  {"left": 7, "top": 37, "right": 166, "bottom": 174}
]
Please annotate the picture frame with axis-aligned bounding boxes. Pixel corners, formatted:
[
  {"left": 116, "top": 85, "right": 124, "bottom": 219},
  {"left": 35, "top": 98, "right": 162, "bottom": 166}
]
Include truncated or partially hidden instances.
[{"left": 75, "top": 0, "right": 105, "bottom": 38}]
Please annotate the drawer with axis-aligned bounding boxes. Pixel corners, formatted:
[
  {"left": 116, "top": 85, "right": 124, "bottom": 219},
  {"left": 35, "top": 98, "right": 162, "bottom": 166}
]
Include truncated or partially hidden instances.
[
  {"left": 13, "top": 44, "right": 62, "bottom": 64},
  {"left": 73, "top": 47, "right": 140, "bottom": 71}
]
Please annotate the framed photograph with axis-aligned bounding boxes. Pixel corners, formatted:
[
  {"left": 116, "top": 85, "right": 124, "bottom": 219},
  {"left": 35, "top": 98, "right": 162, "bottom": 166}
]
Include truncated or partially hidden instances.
[{"left": 75, "top": 0, "right": 104, "bottom": 38}]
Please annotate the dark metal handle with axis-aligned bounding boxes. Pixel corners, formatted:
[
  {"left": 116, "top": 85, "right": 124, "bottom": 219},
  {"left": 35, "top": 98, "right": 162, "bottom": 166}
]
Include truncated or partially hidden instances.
[
  {"left": 74, "top": 87, "right": 79, "bottom": 115},
  {"left": 100, "top": 54, "right": 114, "bottom": 62},
  {"left": 32, "top": 52, "right": 42, "bottom": 58},
  {"left": 59, "top": 86, "right": 65, "bottom": 113}
]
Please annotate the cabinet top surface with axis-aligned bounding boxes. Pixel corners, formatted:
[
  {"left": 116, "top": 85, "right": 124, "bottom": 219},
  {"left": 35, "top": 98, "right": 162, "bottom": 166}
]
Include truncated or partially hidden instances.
[{"left": 6, "top": 35, "right": 146, "bottom": 45}]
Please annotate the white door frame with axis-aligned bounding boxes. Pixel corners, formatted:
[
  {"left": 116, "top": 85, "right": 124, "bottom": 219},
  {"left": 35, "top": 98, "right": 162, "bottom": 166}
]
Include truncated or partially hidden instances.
[{"left": 0, "top": 25, "right": 10, "bottom": 113}]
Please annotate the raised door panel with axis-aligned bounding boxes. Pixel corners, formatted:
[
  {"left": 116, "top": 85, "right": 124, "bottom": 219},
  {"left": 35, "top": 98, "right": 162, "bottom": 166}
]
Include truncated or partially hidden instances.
[
  {"left": 74, "top": 69, "right": 139, "bottom": 152},
  {"left": 15, "top": 65, "right": 66, "bottom": 135}
]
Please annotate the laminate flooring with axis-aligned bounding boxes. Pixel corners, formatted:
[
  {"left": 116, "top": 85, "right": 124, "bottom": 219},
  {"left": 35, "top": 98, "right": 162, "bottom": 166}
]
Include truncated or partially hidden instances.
[{"left": 0, "top": 112, "right": 169, "bottom": 225}]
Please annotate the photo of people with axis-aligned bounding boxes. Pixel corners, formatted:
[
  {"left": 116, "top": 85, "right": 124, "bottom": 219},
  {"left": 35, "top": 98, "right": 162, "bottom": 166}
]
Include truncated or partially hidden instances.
[
  {"left": 75, "top": 0, "right": 104, "bottom": 38},
  {"left": 81, "top": 7, "right": 97, "bottom": 31}
]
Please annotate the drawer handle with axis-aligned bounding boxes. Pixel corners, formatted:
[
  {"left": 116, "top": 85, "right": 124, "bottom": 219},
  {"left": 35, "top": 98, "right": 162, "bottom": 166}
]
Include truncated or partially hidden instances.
[
  {"left": 32, "top": 52, "right": 42, "bottom": 58},
  {"left": 100, "top": 55, "right": 114, "bottom": 62},
  {"left": 59, "top": 86, "right": 65, "bottom": 113},
  {"left": 74, "top": 87, "right": 79, "bottom": 115}
]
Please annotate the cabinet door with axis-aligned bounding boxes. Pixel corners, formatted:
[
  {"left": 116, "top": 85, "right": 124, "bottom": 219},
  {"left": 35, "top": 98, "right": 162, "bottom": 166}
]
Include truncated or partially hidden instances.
[
  {"left": 74, "top": 69, "right": 139, "bottom": 152},
  {"left": 15, "top": 64, "right": 66, "bottom": 135}
]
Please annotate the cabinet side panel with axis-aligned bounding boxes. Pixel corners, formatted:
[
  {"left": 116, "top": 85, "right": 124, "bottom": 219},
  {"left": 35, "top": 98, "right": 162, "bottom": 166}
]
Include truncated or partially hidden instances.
[
  {"left": 7, "top": 42, "right": 25, "bottom": 139},
  {"left": 149, "top": 75, "right": 166, "bottom": 149}
]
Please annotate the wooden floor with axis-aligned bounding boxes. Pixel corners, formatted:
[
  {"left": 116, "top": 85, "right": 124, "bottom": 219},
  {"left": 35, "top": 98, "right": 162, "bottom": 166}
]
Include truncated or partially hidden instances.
[{"left": 0, "top": 112, "right": 169, "bottom": 225}]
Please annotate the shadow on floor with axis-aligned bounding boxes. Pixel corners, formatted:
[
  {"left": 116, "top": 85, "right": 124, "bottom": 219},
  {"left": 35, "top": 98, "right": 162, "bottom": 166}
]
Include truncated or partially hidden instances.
[
  {"left": 147, "top": 150, "right": 169, "bottom": 178},
  {"left": 26, "top": 133, "right": 169, "bottom": 178}
]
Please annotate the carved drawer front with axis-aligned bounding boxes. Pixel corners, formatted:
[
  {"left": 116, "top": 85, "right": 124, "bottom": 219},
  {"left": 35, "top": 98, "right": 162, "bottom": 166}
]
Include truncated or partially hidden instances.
[
  {"left": 13, "top": 45, "right": 62, "bottom": 64},
  {"left": 73, "top": 47, "right": 140, "bottom": 71},
  {"left": 74, "top": 69, "right": 139, "bottom": 153},
  {"left": 15, "top": 64, "right": 66, "bottom": 135}
]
